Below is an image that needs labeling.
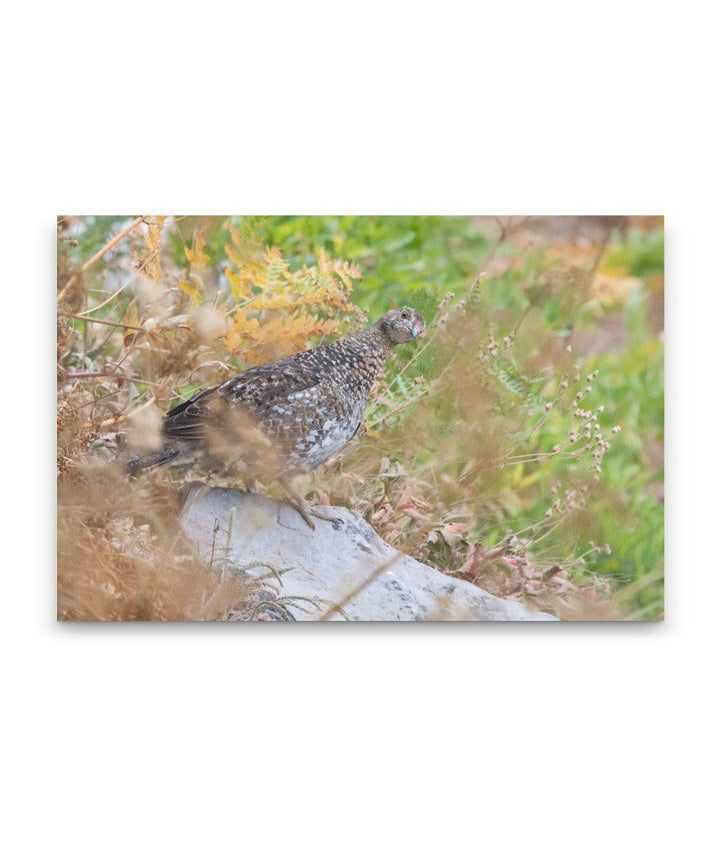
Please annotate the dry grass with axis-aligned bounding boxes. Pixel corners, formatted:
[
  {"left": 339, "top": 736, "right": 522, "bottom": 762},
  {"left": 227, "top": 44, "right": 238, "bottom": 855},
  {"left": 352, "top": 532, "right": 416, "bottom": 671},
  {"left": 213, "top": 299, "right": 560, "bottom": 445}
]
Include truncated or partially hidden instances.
[{"left": 57, "top": 465, "right": 256, "bottom": 621}]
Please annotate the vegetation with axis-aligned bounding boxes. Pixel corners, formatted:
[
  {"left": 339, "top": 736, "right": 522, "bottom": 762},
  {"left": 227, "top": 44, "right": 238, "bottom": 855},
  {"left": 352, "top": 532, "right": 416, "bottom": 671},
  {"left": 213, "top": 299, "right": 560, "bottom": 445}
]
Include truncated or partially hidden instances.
[{"left": 57, "top": 215, "right": 664, "bottom": 620}]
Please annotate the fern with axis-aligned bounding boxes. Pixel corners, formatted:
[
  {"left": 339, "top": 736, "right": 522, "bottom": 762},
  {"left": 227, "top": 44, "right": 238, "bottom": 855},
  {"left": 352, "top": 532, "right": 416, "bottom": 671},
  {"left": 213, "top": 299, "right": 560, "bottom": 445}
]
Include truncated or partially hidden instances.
[{"left": 491, "top": 361, "right": 546, "bottom": 413}]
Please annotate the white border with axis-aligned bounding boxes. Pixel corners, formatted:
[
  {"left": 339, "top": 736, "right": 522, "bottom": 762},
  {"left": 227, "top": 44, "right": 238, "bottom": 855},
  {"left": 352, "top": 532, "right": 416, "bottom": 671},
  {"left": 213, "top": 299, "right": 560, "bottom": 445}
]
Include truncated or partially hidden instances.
[{"left": 4, "top": 2, "right": 715, "bottom": 853}]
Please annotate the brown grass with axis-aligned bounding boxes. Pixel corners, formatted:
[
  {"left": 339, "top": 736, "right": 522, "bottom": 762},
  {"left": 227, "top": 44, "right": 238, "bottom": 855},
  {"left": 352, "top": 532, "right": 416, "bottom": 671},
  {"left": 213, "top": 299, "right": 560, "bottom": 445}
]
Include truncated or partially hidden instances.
[{"left": 57, "top": 466, "right": 254, "bottom": 621}]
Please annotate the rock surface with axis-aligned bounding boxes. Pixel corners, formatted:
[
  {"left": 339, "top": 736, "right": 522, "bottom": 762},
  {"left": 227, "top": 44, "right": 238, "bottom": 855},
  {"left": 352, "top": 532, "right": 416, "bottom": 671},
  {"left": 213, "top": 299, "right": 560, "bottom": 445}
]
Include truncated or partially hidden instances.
[{"left": 181, "top": 487, "right": 558, "bottom": 622}]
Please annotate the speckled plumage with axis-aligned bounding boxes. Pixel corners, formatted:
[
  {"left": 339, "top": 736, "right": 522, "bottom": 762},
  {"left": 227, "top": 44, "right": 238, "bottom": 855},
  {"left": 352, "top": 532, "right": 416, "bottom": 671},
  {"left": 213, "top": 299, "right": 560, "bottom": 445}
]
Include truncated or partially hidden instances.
[{"left": 128, "top": 307, "right": 426, "bottom": 481}]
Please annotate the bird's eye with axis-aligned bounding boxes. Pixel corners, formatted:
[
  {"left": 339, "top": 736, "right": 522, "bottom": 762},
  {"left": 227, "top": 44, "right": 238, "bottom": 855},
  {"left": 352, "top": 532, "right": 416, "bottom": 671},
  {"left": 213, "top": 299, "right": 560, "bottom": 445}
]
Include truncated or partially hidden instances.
[{"left": 401, "top": 310, "right": 409, "bottom": 319}]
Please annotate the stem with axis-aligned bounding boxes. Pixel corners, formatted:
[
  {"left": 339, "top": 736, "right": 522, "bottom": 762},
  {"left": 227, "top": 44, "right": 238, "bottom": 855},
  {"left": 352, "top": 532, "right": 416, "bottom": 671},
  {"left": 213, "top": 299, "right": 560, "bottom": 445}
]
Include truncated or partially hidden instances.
[
  {"left": 365, "top": 387, "right": 429, "bottom": 431},
  {"left": 84, "top": 394, "right": 156, "bottom": 429},
  {"left": 71, "top": 274, "right": 137, "bottom": 317},
  {"left": 318, "top": 550, "right": 404, "bottom": 621},
  {"left": 59, "top": 312, "right": 145, "bottom": 331},
  {"left": 63, "top": 371, "right": 160, "bottom": 387},
  {"left": 58, "top": 215, "right": 146, "bottom": 302}
]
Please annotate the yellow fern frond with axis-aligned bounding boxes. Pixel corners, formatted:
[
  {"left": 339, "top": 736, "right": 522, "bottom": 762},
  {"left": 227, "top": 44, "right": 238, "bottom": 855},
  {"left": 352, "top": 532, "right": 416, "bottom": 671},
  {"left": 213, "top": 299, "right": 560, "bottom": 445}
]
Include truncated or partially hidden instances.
[
  {"left": 225, "top": 267, "right": 251, "bottom": 300},
  {"left": 217, "top": 225, "right": 361, "bottom": 359},
  {"left": 179, "top": 276, "right": 203, "bottom": 305},
  {"left": 123, "top": 297, "right": 140, "bottom": 348},
  {"left": 185, "top": 229, "right": 209, "bottom": 269},
  {"left": 224, "top": 242, "right": 245, "bottom": 269},
  {"left": 134, "top": 216, "right": 165, "bottom": 284}
]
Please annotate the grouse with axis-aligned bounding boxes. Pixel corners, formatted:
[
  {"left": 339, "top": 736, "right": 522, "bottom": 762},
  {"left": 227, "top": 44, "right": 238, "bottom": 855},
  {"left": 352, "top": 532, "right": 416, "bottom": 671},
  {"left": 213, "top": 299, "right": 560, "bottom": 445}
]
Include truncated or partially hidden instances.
[{"left": 128, "top": 307, "right": 426, "bottom": 527}]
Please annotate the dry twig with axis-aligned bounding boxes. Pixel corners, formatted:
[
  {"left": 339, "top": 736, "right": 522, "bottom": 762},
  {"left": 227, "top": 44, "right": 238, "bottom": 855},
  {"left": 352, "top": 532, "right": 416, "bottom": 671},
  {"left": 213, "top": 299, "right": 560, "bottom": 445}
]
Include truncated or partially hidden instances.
[
  {"left": 84, "top": 394, "right": 156, "bottom": 428},
  {"left": 318, "top": 550, "right": 404, "bottom": 621},
  {"left": 58, "top": 311, "right": 145, "bottom": 331},
  {"left": 57, "top": 215, "right": 146, "bottom": 302}
]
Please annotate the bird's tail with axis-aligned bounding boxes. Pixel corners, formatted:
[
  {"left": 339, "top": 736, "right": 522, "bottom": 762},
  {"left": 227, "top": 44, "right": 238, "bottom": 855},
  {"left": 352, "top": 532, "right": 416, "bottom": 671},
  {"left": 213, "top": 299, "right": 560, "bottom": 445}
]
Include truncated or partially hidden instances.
[{"left": 126, "top": 447, "right": 180, "bottom": 475}]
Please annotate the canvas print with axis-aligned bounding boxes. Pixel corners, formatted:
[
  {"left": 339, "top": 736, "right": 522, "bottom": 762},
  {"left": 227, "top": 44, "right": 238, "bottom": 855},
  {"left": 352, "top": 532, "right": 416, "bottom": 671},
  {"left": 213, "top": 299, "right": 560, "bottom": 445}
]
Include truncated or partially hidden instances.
[{"left": 57, "top": 216, "right": 664, "bottom": 621}]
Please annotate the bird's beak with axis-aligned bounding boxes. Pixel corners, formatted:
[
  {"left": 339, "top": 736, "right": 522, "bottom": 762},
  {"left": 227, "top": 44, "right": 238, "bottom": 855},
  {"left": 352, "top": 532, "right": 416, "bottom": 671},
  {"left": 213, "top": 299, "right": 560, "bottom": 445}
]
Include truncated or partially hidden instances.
[{"left": 412, "top": 324, "right": 424, "bottom": 339}]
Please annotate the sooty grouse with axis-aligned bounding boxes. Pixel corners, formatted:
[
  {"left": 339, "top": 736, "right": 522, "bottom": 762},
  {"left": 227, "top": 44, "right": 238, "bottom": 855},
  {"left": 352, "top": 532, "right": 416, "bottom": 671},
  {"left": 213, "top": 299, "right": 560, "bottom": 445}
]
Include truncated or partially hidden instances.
[{"left": 128, "top": 307, "right": 426, "bottom": 527}]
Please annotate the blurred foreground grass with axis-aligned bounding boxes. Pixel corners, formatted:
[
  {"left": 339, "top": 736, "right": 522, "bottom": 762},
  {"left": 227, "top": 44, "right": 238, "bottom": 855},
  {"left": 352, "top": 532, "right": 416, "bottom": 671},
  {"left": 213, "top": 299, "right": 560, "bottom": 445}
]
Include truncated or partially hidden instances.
[{"left": 57, "top": 214, "right": 663, "bottom": 620}]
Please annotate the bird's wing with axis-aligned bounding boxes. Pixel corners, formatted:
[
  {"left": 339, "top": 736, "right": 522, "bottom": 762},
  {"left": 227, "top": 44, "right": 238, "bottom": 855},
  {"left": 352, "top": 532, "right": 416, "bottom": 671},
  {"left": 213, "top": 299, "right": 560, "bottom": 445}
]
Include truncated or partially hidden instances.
[
  {"left": 162, "top": 359, "right": 326, "bottom": 444},
  {"left": 220, "top": 359, "right": 324, "bottom": 410}
]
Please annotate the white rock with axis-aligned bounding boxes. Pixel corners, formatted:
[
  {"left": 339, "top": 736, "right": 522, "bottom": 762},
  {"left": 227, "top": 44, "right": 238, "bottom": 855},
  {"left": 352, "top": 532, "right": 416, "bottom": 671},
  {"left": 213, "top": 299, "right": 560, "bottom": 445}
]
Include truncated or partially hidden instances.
[{"left": 181, "top": 487, "right": 558, "bottom": 622}]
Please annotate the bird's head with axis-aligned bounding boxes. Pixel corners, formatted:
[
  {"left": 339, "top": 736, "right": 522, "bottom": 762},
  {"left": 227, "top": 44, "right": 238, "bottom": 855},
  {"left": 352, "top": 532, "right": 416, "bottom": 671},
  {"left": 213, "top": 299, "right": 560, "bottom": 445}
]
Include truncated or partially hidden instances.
[{"left": 377, "top": 307, "right": 426, "bottom": 346}]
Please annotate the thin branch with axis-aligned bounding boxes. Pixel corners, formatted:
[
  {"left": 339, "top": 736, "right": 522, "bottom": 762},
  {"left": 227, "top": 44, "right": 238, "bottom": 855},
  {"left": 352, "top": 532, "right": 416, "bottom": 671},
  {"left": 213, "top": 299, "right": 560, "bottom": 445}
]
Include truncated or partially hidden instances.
[
  {"left": 84, "top": 395, "right": 156, "bottom": 429},
  {"left": 57, "top": 215, "right": 146, "bottom": 302},
  {"left": 318, "top": 550, "right": 404, "bottom": 621},
  {"left": 63, "top": 371, "right": 160, "bottom": 387},
  {"left": 365, "top": 389, "right": 429, "bottom": 431},
  {"left": 58, "top": 312, "right": 145, "bottom": 331},
  {"left": 71, "top": 274, "right": 137, "bottom": 317}
]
